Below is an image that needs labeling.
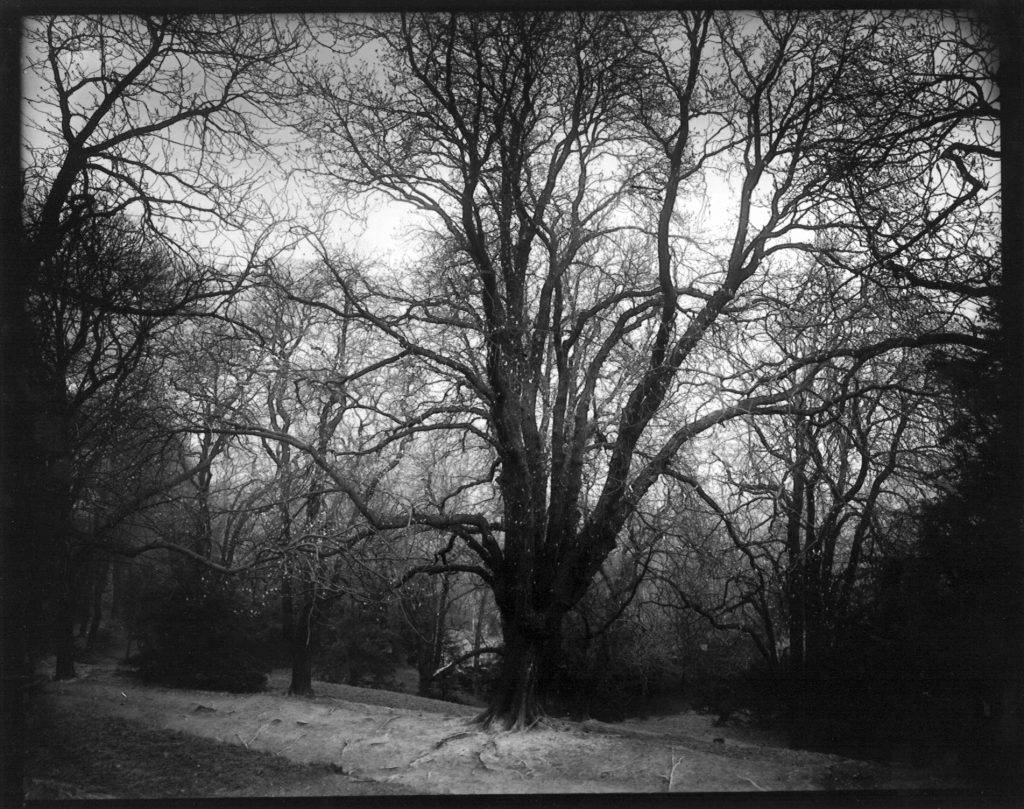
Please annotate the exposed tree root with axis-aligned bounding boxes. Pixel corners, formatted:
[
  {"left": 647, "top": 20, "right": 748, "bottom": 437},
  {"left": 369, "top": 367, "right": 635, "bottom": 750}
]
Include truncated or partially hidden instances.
[{"left": 474, "top": 705, "right": 546, "bottom": 732}]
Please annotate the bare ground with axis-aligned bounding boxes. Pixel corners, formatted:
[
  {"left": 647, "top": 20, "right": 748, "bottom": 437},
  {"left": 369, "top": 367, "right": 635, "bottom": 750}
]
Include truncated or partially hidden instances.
[{"left": 24, "top": 659, "right": 969, "bottom": 798}]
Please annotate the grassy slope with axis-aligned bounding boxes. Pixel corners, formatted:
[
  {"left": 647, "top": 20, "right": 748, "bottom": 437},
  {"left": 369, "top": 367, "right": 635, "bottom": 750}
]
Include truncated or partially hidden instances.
[{"left": 25, "top": 695, "right": 402, "bottom": 799}]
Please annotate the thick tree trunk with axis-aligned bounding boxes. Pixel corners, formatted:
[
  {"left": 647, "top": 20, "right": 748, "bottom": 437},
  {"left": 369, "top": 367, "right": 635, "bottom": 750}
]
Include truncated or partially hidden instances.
[
  {"left": 476, "top": 609, "right": 564, "bottom": 730},
  {"left": 1, "top": 24, "right": 30, "bottom": 803},
  {"left": 476, "top": 629, "right": 544, "bottom": 730}
]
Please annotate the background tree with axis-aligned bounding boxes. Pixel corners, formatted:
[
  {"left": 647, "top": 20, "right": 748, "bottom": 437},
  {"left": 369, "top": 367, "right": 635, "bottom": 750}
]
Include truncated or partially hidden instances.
[
  {"left": 23, "top": 215, "right": 228, "bottom": 679},
  {"left": 205, "top": 260, "right": 426, "bottom": 695},
  {"left": 856, "top": 285, "right": 1021, "bottom": 777},
  {"left": 22, "top": 14, "right": 302, "bottom": 265},
  {"left": 16, "top": 13, "right": 306, "bottom": 682}
]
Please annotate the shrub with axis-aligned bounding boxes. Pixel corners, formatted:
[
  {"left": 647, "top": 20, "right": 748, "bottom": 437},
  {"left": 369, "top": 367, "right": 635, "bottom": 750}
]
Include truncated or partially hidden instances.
[
  {"left": 549, "top": 622, "right": 681, "bottom": 721},
  {"left": 316, "top": 602, "right": 402, "bottom": 688}
]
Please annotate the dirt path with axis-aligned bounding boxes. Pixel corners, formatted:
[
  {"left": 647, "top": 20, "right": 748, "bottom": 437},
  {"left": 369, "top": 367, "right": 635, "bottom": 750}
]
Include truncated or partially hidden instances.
[{"left": 27, "top": 661, "right": 965, "bottom": 796}]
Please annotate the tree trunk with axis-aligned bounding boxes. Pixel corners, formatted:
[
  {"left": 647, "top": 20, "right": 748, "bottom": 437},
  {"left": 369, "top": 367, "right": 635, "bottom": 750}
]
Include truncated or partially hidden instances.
[
  {"left": 785, "top": 428, "right": 809, "bottom": 747},
  {"left": 288, "top": 598, "right": 315, "bottom": 696},
  {"left": 289, "top": 640, "right": 313, "bottom": 696},
  {"left": 54, "top": 546, "right": 86, "bottom": 680},
  {"left": 472, "top": 589, "right": 488, "bottom": 697},
  {"left": 86, "top": 558, "right": 109, "bottom": 647},
  {"left": 415, "top": 639, "right": 433, "bottom": 696},
  {"left": 53, "top": 590, "right": 77, "bottom": 680},
  {"left": 430, "top": 575, "right": 450, "bottom": 699},
  {"left": 117, "top": 563, "right": 143, "bottom": 662},
  {"left": 476, "top": 628, "right": 544, "bottom": 730},
  {"left": 476, "top": 609, "right": 563, "bottom": 730},
  {"left": 76, "top": 560, "right": 92, "bottom": 638}
]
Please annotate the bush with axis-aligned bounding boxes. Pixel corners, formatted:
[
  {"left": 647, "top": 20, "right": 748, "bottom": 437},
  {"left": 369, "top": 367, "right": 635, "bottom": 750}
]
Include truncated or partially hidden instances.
[
  {"left": 549, "top": 622, "right": 682, "bottom": 721},
  {"left": 132, "top": 572, "right": 268, "bottom": 693},
  {"left": 316, "top": 602, "right": 402, "bottom": 688}
]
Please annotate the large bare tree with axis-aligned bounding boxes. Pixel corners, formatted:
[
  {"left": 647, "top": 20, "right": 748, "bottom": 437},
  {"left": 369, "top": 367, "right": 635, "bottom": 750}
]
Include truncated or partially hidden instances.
[{"left": 280, "top": 9, "right": 997, "bottom": 728}]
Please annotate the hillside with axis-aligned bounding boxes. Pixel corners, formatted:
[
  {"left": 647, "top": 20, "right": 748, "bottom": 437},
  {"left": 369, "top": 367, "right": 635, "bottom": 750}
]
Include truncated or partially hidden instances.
[{"left": 24, "top": 659, "right": 967, "bottom": 798}]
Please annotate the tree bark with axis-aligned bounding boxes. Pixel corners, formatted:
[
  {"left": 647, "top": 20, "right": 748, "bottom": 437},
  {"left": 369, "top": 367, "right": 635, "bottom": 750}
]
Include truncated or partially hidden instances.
[
  {"left": 53, "top": 591, "right": 78, "bottom": 680},
  {"left": 54, "top": 545, "right": 86, "bottom": 680},
  {"left": 785, "top": 423, "right": 809, "bottom": 747},
  {"left": 288, "top": 597, "right": 315, "bottom": 696},
  {"left": 424, "top": 574, "right": 451, "bottom": 699},
  {"left": 471, "top": 588, "right": 488, "bottom": 697},
  {"left": 86, "top": 557, "right": 109, "bottom": 647},
  {"left": 289, "top": 639, "right": 313, "bottom": 696},
  {"left": 476, "top": 608, "right": 565, "bottom": 730},
  {"left": 76, "top": 557, "right": 94, "bottom": 638},
  {"left": 477, "top": 628, "right": 544, "bottom": 730}
]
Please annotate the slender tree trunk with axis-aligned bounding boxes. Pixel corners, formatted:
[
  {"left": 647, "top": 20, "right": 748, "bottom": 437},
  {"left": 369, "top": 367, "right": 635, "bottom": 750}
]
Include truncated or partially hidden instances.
[
  {"left": 281, "top": 566, "right": 294, "bottom": 645},
  {"left": 288, "top": 597, "right": 315, "bottom": 696},
  {"left": 117, "top": 563, "right": 143, "bottom": 662},
  {"left": 77, "top": 557, "right": 93, "bottom": 638},
  {"left": 289, "top": 639, "right": 313, "bottom": 696},
  {"left": 194, "top": 440, "right": 214, "bottom": 560},
  {"left": 54, "top": 546, "right": 85, "bottom": 680},
  {"left": 472, "top": 588, "right": 488, "bottom": 697},
  {"left": 415, "top": 639, "right": 433, "bottom": 697},
  {"left": 54, "top": 592, "right": 78, "bottom": 680},
  {"left": 429, "top": 575, "right": 450, "bottom": 698},
  {"left": 785, "top": 427, "right": 809, "bottom": 747},
  {"left": 112, "top": 562, "right": 130, "bottom": 622},
  {"left": 86, "top": 557, "right": 109, "bottom": 647}
]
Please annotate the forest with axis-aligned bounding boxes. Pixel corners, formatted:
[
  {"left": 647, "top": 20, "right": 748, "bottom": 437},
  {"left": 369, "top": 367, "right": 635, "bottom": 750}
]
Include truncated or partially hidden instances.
[{"left": 3, "top": 8, "right": 1021, "bottom": 796}]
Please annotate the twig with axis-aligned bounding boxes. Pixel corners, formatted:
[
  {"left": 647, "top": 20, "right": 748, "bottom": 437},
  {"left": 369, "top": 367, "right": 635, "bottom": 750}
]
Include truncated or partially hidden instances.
[
  {"left": 372, "top": 714, "right": 399, "bottom": 735},
  {"left": 333, "top": 741, "right": 350, "bottom": 774},
  {"left": 278, "top": 734, "right": 306, "bottom": 754},
  {"left": 410, "top": 730, "right": 477, "bottom": 767},
  {"left": 434, "top": 730, "right": 475, "bottom": 750},
  {"left": 476, "top": 738, "right": 500, "bottom": 773},
  {"left": 512, "top": 756, "right": 534, "bottom": 779},
  {"left": 476, "top": 750, "right": 496, "bottom": 772},
  {"left": 740, "top": 775, "right": 767, "bottom": 791},
  {"left": 235, "top": 732, "right": 248, "bottom": 750},
  {"left": 247, "top": 722, "right": 268, "bottom": 746},
  {"left": 667, "top": 752, "right": 685, "bottom": 791}
]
